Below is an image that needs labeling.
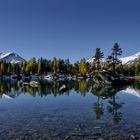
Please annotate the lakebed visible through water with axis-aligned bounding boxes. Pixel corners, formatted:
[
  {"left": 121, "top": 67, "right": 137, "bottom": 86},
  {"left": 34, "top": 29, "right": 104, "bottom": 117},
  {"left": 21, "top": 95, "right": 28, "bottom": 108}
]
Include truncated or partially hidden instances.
[{"left": 0, "top": 80, "right": 140, "bottom": 140}]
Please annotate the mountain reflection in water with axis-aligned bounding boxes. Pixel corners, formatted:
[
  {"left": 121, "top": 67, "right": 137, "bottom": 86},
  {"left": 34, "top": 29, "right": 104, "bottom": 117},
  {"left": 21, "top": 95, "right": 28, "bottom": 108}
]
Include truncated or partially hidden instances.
[
  {"left": 0, "top": 80, "right": 139, "bottom": 99},
  {"left": 0, "top": 80, "right": 139, "bottom": 140}
]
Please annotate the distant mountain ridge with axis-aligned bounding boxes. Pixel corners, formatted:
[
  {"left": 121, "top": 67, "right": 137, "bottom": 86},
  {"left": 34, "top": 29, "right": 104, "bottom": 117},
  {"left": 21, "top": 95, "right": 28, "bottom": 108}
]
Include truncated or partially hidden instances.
[
  {"left": 1, "top": 51, "right": 140, "bottom": 65},
  {"left": 120, "top": 52, "right": 140, "bottom": 64},
  {"left": 87, "top": 51, "right": 140, "bottom": 64},
  {"left": 0, "top": 52, "right": 25, "bottom": 64}
]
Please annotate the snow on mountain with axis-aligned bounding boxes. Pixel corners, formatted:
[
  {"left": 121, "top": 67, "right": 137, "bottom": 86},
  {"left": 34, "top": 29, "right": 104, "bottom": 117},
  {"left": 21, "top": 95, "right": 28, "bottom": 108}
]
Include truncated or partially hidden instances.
[
  {"left": 87, "top": 56, "right": 95, "bottom": 63},
  {"left": 0, "top": 52, "right": 25, "bottom": 64},
  {"left": 120, "top": 52, "right": 140, "bottom": 64},
  {"left": 87, "top": 51, "right": 140, "bottom": 64}
]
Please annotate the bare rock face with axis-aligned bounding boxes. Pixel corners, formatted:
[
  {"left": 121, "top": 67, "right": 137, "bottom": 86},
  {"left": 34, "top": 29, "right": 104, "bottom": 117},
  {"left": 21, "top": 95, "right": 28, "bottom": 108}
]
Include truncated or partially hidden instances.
[{"left": 92, "top": 70, "right": 133, "bottom": 88}]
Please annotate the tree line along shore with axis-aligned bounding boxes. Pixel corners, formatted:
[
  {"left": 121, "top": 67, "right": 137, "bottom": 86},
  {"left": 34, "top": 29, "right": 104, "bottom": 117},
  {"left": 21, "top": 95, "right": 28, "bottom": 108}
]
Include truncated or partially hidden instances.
[{"left": 0, "top": 43, "right": 140, "bottom": 86}]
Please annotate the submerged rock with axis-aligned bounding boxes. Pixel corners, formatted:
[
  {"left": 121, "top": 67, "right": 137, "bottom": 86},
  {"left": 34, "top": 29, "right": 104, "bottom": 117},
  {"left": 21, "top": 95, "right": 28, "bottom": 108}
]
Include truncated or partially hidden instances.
[
  {"left": 59, "top": 85, "right": 67, "bottom": 92},
  {"left": 29, "top": 81, "right": 38, "bottom": 88}
]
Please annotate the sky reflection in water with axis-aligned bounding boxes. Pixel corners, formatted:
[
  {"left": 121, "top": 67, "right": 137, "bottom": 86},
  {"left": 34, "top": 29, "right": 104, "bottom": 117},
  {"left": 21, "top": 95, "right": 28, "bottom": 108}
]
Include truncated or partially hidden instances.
[{"left": 0, "top": 80, "right": 140, "bottom": 140}]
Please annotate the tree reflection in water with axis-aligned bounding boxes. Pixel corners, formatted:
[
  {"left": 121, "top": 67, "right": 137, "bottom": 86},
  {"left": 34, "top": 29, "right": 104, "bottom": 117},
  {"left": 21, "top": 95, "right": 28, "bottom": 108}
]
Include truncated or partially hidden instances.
[
  {"left": 93, "top": 96, "right": 104, "bottom": 120},
  {"left": 92, "top": 86, "right": 126, "bottom": 124},
  {"left": 107, "top": 93, "right": 123, "bottom": 124},
  {"left": 0, "top": 79, "right": 140, "bottom": 125}
]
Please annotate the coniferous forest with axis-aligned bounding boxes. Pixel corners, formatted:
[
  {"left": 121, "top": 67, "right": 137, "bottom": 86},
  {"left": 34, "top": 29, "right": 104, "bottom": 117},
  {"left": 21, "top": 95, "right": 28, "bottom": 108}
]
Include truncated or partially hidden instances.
[{"left": 0, "top": 43, "right": 140, "bottom": 77}]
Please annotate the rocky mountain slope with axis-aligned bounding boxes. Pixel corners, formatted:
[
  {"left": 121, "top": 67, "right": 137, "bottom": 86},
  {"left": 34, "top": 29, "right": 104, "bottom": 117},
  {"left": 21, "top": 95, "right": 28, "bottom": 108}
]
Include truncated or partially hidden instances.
[{"left": 0, "top": 52, "right": 25, "bottom": 64}]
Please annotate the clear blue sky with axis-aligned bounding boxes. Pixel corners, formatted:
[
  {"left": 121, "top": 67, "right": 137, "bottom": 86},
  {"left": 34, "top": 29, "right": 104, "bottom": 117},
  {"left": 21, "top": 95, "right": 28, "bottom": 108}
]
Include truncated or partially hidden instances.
[{"left": 0, "top": 0, "right": 140, "bottom": 62}]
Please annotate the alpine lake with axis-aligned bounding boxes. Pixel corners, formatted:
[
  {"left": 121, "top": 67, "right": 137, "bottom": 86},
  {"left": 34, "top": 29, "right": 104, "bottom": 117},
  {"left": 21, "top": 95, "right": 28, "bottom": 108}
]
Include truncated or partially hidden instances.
[{"left": 0, "top": 79, "right": 140, "bottom": 140}]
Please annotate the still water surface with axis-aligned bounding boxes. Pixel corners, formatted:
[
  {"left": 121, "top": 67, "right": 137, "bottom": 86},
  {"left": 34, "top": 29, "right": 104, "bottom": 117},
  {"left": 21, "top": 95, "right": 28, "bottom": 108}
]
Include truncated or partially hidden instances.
[{"left": 0, "top": 80, "right": 140, "bottom": 140}]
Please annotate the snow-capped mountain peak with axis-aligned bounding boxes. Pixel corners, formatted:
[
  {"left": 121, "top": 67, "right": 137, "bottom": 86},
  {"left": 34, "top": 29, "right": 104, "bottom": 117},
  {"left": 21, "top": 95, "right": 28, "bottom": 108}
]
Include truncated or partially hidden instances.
[
  {"left": 87, "top": 51, "right": 140, "bottom": 64},
  {"left": 0, "top": 52, "right": 25, "bottom": 64},
  {"left": 120, "top": 52, "right": 140, "bottom": 64},
  {"left": 0, "top": 52, "right": 14, "bottom": 59}
]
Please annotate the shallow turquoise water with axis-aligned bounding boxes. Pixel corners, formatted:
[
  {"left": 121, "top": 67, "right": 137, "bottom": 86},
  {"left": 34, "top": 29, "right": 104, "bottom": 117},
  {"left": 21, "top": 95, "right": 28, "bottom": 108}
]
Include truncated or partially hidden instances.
[{"left": 0, "top": 80, "right": 140, "bottom": 140}]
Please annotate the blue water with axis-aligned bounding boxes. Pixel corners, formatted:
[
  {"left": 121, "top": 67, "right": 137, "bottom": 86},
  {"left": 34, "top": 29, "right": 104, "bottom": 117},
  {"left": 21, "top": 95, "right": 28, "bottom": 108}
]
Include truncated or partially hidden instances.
[{"left": 0, "top": 80, "right": 139, "bottom": 140}]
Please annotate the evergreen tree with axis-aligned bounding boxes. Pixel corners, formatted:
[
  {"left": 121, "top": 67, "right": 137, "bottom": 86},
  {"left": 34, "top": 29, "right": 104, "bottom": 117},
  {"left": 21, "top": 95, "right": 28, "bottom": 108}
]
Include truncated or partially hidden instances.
[
  {"left": 46, "top": 60, "right": 52, "bottom": 73},
  {"left": 65, "top": 59, "right": 71, "bottom": 74},
  {"left": 94, "top": 48, "right": 104, "bottom": 71},
  {"left": 107, "top": 43, "right": 122, "bottom": 74},
  {"left": 58, "top": 59, "right": 64, "bottom": 73},
  {"left": 72, "top": 62, "right": 79, "bottom": 75},
  {"left": 37, "top": 57, "right": 44, "bottom": 75}
]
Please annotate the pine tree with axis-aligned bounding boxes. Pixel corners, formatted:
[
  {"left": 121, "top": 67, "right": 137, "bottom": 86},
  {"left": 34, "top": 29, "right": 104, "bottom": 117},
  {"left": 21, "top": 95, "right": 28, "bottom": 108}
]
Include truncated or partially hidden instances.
[
  {"left": 58, "top": 59, "right": 64, "bottom": 73},
  {"left": 37, "top": 57, "right": 44, "bottom": 75},
  {"left": 107, "top": 43, "right": 122, "bottom": 74},
  {"left": 94, "top": 48, "right": 104, "bottom": 71},
  {"left": 72, "top": 62, "right": 79, "bottom": 75},
  {"left": 65, "top": 59, "right": 70, "bottom": 74},
  {"left": 46, "top": 60, "right": 52, "bottom": 73}
]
